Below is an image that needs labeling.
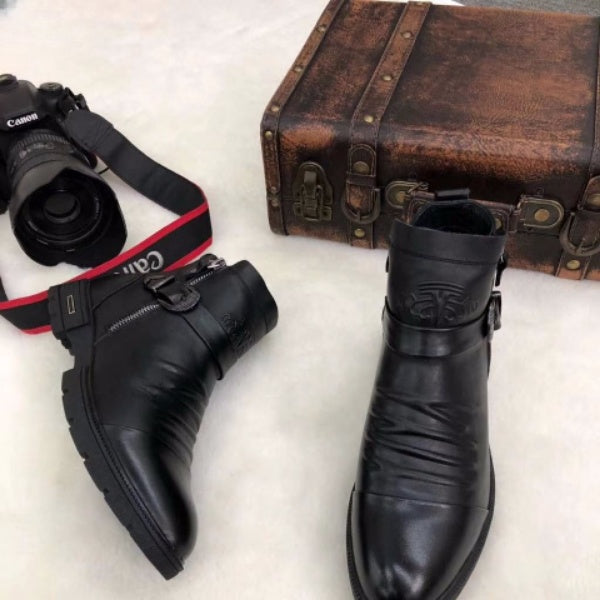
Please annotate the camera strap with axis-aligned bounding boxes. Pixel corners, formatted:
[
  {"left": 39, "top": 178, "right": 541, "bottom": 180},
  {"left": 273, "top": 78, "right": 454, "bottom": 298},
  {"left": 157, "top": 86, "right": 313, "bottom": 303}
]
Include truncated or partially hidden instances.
[{"left": 0, "top": 109, "right": 212, "bottom": 334}]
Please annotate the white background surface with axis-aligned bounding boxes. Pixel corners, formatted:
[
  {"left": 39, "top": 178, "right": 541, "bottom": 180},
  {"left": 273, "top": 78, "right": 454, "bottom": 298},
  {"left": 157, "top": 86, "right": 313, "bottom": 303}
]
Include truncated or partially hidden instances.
[{"left": 0, "top": 1, "right": 598, "bottom": 598}]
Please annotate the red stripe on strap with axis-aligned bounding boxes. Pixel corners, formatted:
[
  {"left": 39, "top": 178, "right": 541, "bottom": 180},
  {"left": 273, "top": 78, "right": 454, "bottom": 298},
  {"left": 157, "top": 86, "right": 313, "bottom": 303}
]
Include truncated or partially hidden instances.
[
  {"left": 72, "top": 203, "right": 209, "bottom": 281},
  {"left": 0, "top": 290, "right": 49, "bottom": 310},
  {"left": 23, "top": 325, "right": 52, "bottom": 335},
  {"left": 20, "top": 237, "right": 213, "bottom": 336},
  {"left": 0, "top": 203, "right": 209, "bottom": 312},
  {"left": 166, "top": 237, "right": 213, "bottom": 271}
]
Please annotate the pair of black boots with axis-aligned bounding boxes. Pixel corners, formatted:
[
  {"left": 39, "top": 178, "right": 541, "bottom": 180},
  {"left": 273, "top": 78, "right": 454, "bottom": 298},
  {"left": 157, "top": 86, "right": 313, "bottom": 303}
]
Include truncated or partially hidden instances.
[{"left": 49, "top": 199, "right": 505, "bottom": 599}]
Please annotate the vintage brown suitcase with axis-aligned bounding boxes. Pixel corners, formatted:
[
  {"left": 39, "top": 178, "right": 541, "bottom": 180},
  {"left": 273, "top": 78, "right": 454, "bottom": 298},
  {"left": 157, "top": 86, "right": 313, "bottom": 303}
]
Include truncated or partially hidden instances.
[{"left": 261, "top": 0, "right": 600, "bottom": 281}]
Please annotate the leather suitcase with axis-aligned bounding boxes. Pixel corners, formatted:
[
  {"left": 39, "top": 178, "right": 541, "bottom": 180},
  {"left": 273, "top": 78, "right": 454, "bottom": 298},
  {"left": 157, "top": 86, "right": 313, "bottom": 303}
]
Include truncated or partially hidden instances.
[{"left": 261, "top": 0, "right": 600, "bottom": 281}]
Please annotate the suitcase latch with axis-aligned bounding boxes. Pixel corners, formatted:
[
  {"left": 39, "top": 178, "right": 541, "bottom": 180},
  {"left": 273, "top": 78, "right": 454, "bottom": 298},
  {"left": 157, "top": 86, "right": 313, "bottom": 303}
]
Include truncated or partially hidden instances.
[
  {"left": 385, "top": 180, "right": 429, "bottom": 210},
  {"left": 559, "top": 207, "right": 600, "bottom": 258},
  {"left": 292, "top": 162, "right": 333, "bottom": 222},
  {"left": 517, "top": 196, "right": 565, "bottom": 233}
]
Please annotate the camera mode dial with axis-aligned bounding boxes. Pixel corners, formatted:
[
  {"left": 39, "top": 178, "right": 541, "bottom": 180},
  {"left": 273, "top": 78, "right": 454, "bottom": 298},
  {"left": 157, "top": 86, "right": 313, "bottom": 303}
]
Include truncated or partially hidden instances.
[
  {"left": 0, "top": 74, "right": 17, "bottom": 90},
  {"left": 39, "top": 82, "right": 64, "bottom": 94}
]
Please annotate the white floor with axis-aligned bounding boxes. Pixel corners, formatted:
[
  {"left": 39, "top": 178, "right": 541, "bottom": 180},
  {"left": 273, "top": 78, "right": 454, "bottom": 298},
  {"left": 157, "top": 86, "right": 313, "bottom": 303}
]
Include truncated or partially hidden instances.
[{"left": 0, "top": 1, "right": 598, "bottom": 598}]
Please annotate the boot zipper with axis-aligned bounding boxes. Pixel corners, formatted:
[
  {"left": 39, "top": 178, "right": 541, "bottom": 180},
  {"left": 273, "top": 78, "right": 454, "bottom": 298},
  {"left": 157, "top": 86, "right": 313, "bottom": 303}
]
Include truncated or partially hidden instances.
[
  {"left": 107, "top": 304, "right": 161, "bottom": 334},
  {"left": 106, "top": 258, "right": 227, "bottom": 335}
]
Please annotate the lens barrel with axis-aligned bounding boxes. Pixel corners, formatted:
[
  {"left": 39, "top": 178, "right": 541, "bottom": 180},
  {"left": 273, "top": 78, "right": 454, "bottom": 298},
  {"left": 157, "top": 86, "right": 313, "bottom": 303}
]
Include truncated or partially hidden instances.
[{"left": 6, "top": 129, "right": 126, "bottom": 267}]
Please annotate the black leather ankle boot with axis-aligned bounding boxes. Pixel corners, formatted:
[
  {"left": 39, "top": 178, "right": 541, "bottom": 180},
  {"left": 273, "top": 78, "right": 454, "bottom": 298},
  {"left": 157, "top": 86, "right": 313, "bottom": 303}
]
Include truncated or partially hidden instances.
[
  {"left": 47, "top": 255, "right": 277, "bottom": 579},
  {"left": 347, "top": 201, "right": 506, "bottom": 600}
]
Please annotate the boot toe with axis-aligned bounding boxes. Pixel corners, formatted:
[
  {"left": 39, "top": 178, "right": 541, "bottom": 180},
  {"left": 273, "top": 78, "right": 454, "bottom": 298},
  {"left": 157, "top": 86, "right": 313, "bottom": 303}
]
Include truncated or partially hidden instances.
[
  {"left": 350, "top": 490, "right": 490, "bottom": 600},
  {"left": 104, "top": 425, "right": 198, "bottom": 563}
]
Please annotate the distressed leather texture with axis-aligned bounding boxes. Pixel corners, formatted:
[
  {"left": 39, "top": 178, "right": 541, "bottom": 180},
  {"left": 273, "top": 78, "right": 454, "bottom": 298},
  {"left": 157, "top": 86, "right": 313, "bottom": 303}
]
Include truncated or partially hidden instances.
[{"left": 261, "top": 0, "right": 600, "bottom": 281}]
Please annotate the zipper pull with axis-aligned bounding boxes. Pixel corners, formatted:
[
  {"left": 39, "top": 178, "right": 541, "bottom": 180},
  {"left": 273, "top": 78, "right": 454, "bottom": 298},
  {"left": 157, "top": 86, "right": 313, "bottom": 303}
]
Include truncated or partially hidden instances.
[
  {"left": 143, "top": 255, "right": 226, "bottom": 313},
  {"left": 187, "top": 256, "right": 227, "bottom": 279},
  {"left": 205, "top": 257, "right": 226, "bottom": 271},
  {"left": 183, "top": 254, "right": 226, "bottom": 277}
]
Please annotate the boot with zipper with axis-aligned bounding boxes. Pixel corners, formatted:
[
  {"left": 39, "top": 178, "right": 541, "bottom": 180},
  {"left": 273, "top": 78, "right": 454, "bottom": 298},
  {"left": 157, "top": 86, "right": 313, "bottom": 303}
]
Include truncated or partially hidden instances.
[
  {"left": 48, "top": 254, "right": 278, "bottom": 579},
  {"left": 347, "top": 200, "right": 506, "bottom": 600}
]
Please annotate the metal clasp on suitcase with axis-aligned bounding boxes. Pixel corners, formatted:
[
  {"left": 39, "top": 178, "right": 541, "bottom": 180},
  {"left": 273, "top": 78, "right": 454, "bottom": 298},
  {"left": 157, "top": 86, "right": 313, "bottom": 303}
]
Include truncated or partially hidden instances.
[
  {"left": 517, "top": 197, "right": 565, "bottom": 234},
  {"left": 385, "top": 180, "right": 429, "bottom": 212},
  {"left": 341, "top": 187, "right": 381, "bottom": 225},
  {"left": 559, "top": 209, "right": 600, "bottom": 258},
  {"left": 386, "top": 183, "right": 568, "bottom": 236},
  {"left": 292, "top": 162, "right": 333, "bottom": 222}
]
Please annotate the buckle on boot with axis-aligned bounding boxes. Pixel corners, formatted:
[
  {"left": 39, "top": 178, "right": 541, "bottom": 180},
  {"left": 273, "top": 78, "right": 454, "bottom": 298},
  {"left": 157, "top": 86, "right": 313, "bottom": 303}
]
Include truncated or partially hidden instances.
[
  {"left": 496, "top": 253, "right": 508, "bottom": 286},
  {"left": 486, "top": 291, "right": 502, "bottom": 339},
  {"left": 144, "top": 273, "right": 175, "bottom": 293},
  {"left": 144, "top": 274, "right": 201, "bottom": 313}
]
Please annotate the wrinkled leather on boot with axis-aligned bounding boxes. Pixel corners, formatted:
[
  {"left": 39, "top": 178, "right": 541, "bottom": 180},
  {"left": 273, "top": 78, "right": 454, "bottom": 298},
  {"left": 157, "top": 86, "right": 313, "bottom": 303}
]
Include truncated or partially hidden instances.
[
  {"left": 47, "top": 254, "right": 278, "bottom": 579},
  {"left": 348, "top": 201, "right": 506, "bottom": 600}
]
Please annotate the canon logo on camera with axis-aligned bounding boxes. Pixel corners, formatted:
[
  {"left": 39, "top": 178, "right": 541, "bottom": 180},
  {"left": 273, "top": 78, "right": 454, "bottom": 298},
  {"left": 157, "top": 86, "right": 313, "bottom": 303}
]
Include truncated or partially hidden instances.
[{"left": 6, "top": 112, "right": 39, "bottom": 128}]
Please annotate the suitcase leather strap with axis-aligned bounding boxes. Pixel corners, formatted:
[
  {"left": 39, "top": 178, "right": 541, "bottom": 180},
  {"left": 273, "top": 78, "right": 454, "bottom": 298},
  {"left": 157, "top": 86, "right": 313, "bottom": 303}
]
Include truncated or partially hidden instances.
[
  {"left": 554, "top": 28, "right": 600, "bottom": 280},
  {"left": 556, "top": 178, "right": 600, "bottom": 279},
  {"left": 343, "top": 1, "right": 431, "bottom": 248},
  {"left": 554, "top": 25, "right": 600, "bottom": 280},
  {"left": 261, "top": 0, "right": 348, "bottom": 235}
]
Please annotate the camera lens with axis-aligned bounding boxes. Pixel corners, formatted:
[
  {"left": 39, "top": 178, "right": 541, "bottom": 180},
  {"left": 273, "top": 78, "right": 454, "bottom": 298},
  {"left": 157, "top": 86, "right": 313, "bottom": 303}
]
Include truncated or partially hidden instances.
[
  {"left": 20, "top": 173, "right": 102, "bottom": 243},
  {"left": 7, "top": 130, "right": 126, "bottom": 267},
  {"left": 43, "top": 192, "right": 80, "bottom": 223}
]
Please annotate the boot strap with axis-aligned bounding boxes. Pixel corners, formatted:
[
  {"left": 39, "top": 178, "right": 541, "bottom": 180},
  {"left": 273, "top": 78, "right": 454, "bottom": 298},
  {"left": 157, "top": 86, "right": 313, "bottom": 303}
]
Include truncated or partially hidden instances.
[
  {"left": 144, "top": 268, "right": 237, "bottom": 379},
  {"left": 384, "top": 294, "right": 501, "bottom": 358}
]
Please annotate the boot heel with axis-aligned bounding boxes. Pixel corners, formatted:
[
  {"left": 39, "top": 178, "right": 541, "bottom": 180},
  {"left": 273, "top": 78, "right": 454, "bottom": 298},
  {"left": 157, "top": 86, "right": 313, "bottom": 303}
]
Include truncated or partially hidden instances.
[
  {"left": 231, "top": 261, "right": 278, "bottom": 333},
  {"left": 48, "top": 280, "right": 92, "bottom": 358}
]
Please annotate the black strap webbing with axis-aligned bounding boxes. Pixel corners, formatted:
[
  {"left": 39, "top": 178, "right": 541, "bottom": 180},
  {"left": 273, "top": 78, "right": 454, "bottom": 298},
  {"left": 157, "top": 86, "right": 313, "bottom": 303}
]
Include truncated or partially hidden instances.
[{"left": 0, "top": 110, "right": 211, "bottom": 334}]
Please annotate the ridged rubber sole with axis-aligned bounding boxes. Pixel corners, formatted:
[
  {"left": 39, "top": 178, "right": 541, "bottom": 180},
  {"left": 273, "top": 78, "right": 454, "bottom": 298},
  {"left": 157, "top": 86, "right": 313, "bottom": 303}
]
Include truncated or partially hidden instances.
[
  {"left": 48, "top": 281, "right": 183, "bottom": 580},
  {"left": 346, "top": 463, "right": 495, "bottom": 600}
]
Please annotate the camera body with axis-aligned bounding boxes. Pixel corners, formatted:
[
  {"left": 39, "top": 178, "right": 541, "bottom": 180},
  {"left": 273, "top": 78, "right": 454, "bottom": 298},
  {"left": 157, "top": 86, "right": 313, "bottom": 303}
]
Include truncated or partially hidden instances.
[{"left": 0, "top": 75, "right": 126, "bottom": 267}]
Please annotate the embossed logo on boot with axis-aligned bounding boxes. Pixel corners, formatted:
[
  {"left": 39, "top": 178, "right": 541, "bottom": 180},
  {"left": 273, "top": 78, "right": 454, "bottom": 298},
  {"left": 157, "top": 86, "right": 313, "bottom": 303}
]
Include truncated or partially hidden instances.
[
  {"left": 399, "top": 282, "right": 479, "bottom": 327},
  {"left": 221, "top": 314, "right": 255, "bottom": 355}
]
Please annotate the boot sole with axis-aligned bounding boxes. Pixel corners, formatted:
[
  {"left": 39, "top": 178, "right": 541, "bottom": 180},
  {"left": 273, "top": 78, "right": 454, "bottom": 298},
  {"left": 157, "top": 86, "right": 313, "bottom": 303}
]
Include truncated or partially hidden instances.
[
  {"left": 48, "top": 282, "right": 183, "bottom": 580},
  {"left": 346, "top": 461, "right": 495, "bottom": 600}
]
